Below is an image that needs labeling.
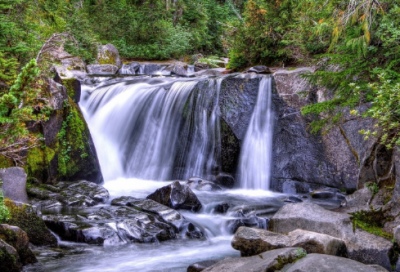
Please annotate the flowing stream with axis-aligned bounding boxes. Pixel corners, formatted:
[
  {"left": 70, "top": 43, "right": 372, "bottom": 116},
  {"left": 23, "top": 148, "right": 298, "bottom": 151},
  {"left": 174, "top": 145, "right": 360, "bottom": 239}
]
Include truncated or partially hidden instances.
[{"left": 27, "top": 73, "right": 340, "bottom": 272}]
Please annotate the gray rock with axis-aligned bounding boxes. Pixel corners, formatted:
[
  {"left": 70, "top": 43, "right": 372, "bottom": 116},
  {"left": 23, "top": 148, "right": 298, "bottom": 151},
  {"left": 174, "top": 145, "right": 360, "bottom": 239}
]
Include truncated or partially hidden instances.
[
  {"left": 87, "top": 64, "right": 118, "bottom": 75},
  {"left": 96, "top": 44, "right": 121, "bottom": 67},
  {"left": 214, "top": 203, "right": 230, "bottom": 214},
  {"left": 232, "top": 227, "right": 347, "bottom": 257},
  {"left": 311, "top": 188, "right": 345, "bottom": 200},
  {"left": 215, "top": 173, "right": 235, "bottom": 189},
  {"left": 187, "top": 260, "right": 219, "bottom": 272},
  {"left": 0, "top": 167, "right": 28, "bottom": 203},
  {"left": 119, "top": 62, "right": 140, "bottom": 75},
  {"left": 226, "top": 215, "right": 268, "bottom": 234},
  {"left": 147, "top": 181, "right": 202, "bottom": 212},
  {"left": 283, "top": 195, "right": 303, "bottom": 203},
  {"left": 186, "top": 177, "right": 222, "bottom": 191},
  {"left": 395, "top": 225, "right": 400, "bottom": 246},
  {"left": 166, "top": 62, "right": 188, "bottom": 76},
  {"left": 285, "top": 254, "right": 388, "bottom": 272},
  {"left": 202, "top": 247, "right": 307, "bottom": 272},
  {"left": 247, "top": 65, "right": 271, "bottom": 74},
  {"left": 269, "top": 202, "right": 394, "bottom": 270},
  {"left": 345, "top": 188, "right": 372, "bottom": 207}
]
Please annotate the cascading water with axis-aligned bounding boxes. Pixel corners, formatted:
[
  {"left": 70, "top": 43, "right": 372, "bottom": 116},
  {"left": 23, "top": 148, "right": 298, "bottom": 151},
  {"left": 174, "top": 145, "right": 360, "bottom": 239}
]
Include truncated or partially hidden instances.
[{"left": 238, "top": 76, "right": 274, "bottom": 190}]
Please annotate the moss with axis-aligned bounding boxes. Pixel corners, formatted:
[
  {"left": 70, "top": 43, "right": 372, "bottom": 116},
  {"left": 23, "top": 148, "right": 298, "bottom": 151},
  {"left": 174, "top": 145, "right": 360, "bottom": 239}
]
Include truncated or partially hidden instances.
[
  {"left": 62, "top": 78, "right": 79, "bottom": 102},
  {"left": 0, "top": 227, "right": 37, "bottom": 265},
  {"left": 2, "top": 199, "right": 57, "bottom": 246},
  {"left": 98, "top": 49, "right": 116, "bottom": 65},
  {"left": 25, "top": 145, "right": 55, "bottom": 183},
  {"left": 0, "top": 156, "right": 13, "bottom": 168},
  {"left": 0, "top": 246, "right": 19, "bottom": 272},
  {"left": 350, "top": 209, "right": 393, "bottom": 240}
]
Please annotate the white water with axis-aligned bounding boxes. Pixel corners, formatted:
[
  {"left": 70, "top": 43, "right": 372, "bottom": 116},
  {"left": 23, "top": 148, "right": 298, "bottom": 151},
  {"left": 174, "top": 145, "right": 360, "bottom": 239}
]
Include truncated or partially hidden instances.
[{"left": 238, "top": 77, "right": 274, "bottom": 190}]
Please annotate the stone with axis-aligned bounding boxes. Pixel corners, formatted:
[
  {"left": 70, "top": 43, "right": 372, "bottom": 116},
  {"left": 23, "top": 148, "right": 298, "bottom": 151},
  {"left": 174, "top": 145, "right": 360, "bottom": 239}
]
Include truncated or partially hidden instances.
[
  {"left": 194, "top": 62, "right": 210, "bottom": 72},
  {"left": 0, "top": 224, "right": 37, "bottom": 265},
  {"left": 344, "top": 188, "right": 372, "bottom": 207},
  {"left": 119, "top": 62, "right": 140, "bottom": 75},
  {"left": 214, "top": 203, "right": 230, "bottom": 214},
  {"left": 232, "top": 227, "right": 347, "bottom": 257},
  {"left": 0, "top": 167, "right": 28, "bottom": 203},
  {"left": 187, "top": 260, "right": 219, "bottom": 272},
  {"left": 165, "top": 62, "right": 188, "bottom": 76},
  {"left": 395, "top": 225, "right": 400, "bottom": 246},
  {"left": 0, "top": 238, "right": 21, "bottom": 272},
  {"left": 269, "top": 202, "right": 394, "bottom": 270},
  {"left": 87, "top": 64, "right": 118, "bottom": 75},
  {"left": 202, "top": 247, "right": 307, "bottom": 272},
  {"left": 215, "top": 173, "right": 235, "bottom": 189},
  {"left": 284, "top": 253, "right": 388, "bottom": 272},
  {"left": 283, "top": 195, "right": 303, "bottom": 203},
  {"left": 226, "top": 215, "right": 268, "bottom": 234},
  {"left": 311, "top": 188, "right": 345, "bottom": 200},
  {"left": 96, "top": 44, "right": 121, "bottom": 67},
  {"left": 247, "top": 65, "right": 271, "bottom": 74},
  {"left": 186, "top": 177, "right": 222, "bottom": 191},
  {"left": 147, "top": 181, "right": 202, "bottom": 212}
]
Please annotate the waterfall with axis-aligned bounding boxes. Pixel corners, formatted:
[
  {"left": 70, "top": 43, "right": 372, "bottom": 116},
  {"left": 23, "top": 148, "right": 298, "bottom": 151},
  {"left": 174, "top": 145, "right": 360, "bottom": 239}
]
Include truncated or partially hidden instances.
[
  {"left": 80, "top": 77, "right": 221, "bottom": 181},
  {"left": 238, "top": 76, "right": 274, "bottom": 190}
]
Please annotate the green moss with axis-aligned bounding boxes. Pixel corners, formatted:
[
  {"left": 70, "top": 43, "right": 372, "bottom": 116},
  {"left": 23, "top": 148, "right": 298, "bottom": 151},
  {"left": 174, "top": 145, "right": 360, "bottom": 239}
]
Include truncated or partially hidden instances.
[
  {"left": 0, "top": 246, "right": 19, "bottom": 272},
  {"left": 350, "top": 209, "right": 393, "bottom": 240},
  {"left": 2, "top": 199, "right": 57, "bottom": 246},
  {"left": 25, "top": 145, "right": 55, "bottom": 182},
  {"left": 0, "top": 156, "right": 13, "bottom": 169},
  {"left": 98, "top": 49, "right": 116, "bottom": 65},
  {"left": 62, "top": 78, "right": 79, "bottom": 102}
]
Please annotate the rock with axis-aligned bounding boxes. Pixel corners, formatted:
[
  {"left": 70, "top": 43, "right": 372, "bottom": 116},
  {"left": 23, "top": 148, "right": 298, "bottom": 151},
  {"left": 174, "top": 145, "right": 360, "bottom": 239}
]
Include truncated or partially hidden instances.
[
  {"left": 346, "top": 188, "right": 372, "bottom": 207},
  {"left": 269, "top": 202, "right": 394, "bottom": 270},
  {"left": 147, "top": 181, "right": 202, "bottom": 212},
  {"left": 186, "top": 177, "right": 222, "bottom": 191},
  {"left": 60, "top": 180, "right": 109, "bottom": 204},
  {"left": 119, "top": 62, "right": 140, "bottom": 75},
  {"left": 215, "top": 173, "right": 235, "bottom": 189},
  {"left": 285, "top": 253, "right": 388, "bottom": 272},
  {"left": 247, "top": 65, "right": 271, "bottom": 74},
  {"left": 96, "top": 44, "right": 121, "bottom": 67},
  {"left": 0, "top": 167, "right": 28, "bottom": 203},
  {"left": 0, "top": 224, "right": 37, "bottom": 265},
  {"left": 395, "top": 225, "right": 400, "bottom": 246},
  {"left": 214, "top": 203, "right": 230, "bottom": 214},
  {"left": 194, "top": 62, "right": 210, "bottom": 72},
  {"left": 4, "top": 199, "right": 57, "bottom": 246},
  {"left": 283, "top": 195, "right": 303, "bottom": 203},
  {"left": 311, "top": 188, "right": 345, "bottom": 200},
  {"left": 187, "top": 260, "right": 219, "bottom": 272},
  {"left": 0, "top": 239, "right": 21, "bottom": 272},
  {"left": 232, "top": 227, "right": 347, "bottom": 257},
  {"left": 87, "top": 64, "right": 118, "bottom": 75},
  {"left": 202, "top": 247, "right": 307, "bottom": 272},
  {"left": 226, "top": 215, "right": 268, "bottom": 234},
  {"left": 166, "top": 62, "right": 188, "bottom": 76}
]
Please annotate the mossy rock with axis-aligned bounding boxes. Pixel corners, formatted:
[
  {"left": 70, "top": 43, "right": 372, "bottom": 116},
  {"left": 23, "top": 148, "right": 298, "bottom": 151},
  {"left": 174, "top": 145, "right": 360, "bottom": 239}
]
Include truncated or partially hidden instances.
[
  {"left": 96, "top": 44, "right": 121, "bottom": 67},
  {"left": 60, "top": 78, "right": 81, "bottom": 103},
  {"left": 2, "top": 199, "right": 57, "bottom": 246},
  {"left": 0, "top": 245, "right": 19, "bottom": 272}
]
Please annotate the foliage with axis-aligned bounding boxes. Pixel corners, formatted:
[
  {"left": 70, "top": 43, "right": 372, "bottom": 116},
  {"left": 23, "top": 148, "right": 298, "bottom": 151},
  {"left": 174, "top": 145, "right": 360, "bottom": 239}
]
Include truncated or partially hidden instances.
[
  {"left": 0, "top": 180, "right": 10, "bottom": 222},
  {"left": 366, "top": 182, "right": 379, "bottom": 196},
  {"left": 350, "top": 209, "right": 393, "bottom": 240}
]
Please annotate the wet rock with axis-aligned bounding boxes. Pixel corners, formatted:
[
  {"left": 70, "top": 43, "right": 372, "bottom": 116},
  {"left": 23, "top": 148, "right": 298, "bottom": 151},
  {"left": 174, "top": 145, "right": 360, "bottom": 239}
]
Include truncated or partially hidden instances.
[
  {"left": 0, "top": 167, "right": 28, "bottom": 203},
  {"left": 4, "top": 199, "right": 57, "bottom": 246},
  {"left": 60, "top": 181, "right": 109, "bottom": 204},
  {"left": 227, "top": 215, "right": 268, "bottom": 234},
  {"left": 232, "top": 227, "right": 347, "bottom": 257},
  {"left": 395, "top": 225, "right": 400, "bottom": 246},
  {"left": 187, "top": 260, "right": 219, "bottom": 272},
  {"left": 166, "top": 62, "right": 188, "bottom": 76},
  {"left": 311, "top": 188, "right": 346, "bottom": 200},
  {"left": 285, "top": 254, "right": 388, "bottom": 272},
  {"left": 0, "top": 239, "right": 20, "bottom": 272},
  {"left": 96, "top": 44, "right": 121, "bottom": 67},
  {"left": 247, "top": 65, "right": 271, "bottom": 74},
  {"left": 215, "top": 173, "right": 235, "bottom": 189},
  {"left": 214, "top": 203, "right": 230, "bottom": 214},
  {"left": 186, "top": 177, "right": 222, "bottom": 191},
  {"left": 283, "top": 195, "right": 303, "bottom": 203},
  {"left": 147, "top": 181, "right": 202, "bottom": 212},
  {"left": 269, "top": 202, "right": 394, "bottom": 270},
  {"left": 87, "top": 64, "right": 118, "bottom": 75},
  {"left": 202, "top": 247, "right": 306, "bottom": 272},
  {"left": 183, "top": 222, "right": 204, "bottom": 239},
  {"left": 0, "top": 224, "right": 37, "bottom": 265},
  {"left": 119, "top": 62, "right": 140, "bottom": 75}
]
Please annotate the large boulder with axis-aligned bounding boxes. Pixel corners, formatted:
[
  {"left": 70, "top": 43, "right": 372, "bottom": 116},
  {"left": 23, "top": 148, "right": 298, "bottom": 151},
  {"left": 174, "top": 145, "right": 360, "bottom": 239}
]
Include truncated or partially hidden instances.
[
  {"left": 4, "top": 199, "right": 57, "bottom": 246},
  {"left": 284, "top": 253, "right": 388, "bottom": 272},
  {"left": 147, "top": 181, "right": 202, "bottom": 212},
  {"left": 96, "top": 44, "right": 121, "bottom": 67},
  {"left": 269, "top": 202, "right": 395, "bottom": 270},
  {"left": 25, "top": 79, "right": 103, "bottom": 184},
  {"left": 0, "top": 224, "right": 37, "bottom": 265},
  {"left": 202, "top": 247, "right": 307, "bottom": 272},
  {"left": 232, "top": 227, "right": 347, "bottom": 257},
  {"left": 0, "top": 168, "right": 28, "bottom": 203}
]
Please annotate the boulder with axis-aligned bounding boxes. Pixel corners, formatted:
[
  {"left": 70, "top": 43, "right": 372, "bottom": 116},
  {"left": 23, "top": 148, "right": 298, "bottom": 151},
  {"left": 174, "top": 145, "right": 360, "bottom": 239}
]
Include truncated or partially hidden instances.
[
  {"left": 247, "top": 65, "right": 271, "bottom": 74},
  {"left": 284, "top": 253, "right": 388, "bottom": 272},
  {"left": 4, "top": 199, "right": 57, "bottom": 246},
  {"left": 96, "top": 44, "right": 121, "bottom": 67},
  {"left": 186, "top": 177, "right": 222, "bottom": 191},
  {"left": 311, "top": 188, "right": 345, "bottom": 200},
  {"left": 166, "top": 62, "right": 188, "bottom": 76},
  {"left": 269, "top": 202, "right": 395, "bottom": 270},
  {"left": 0, "top": 167, "right": 28, "bottom": 203},
  {"left": 283, "top": 195, "right": 303, "bottom": 203},
  {"left": 202, "top": 247, "right": 307, "bottom": 272},
  {"left": 0, "top": 239, "right": 20, "bottom": 272},
  {"left": 87, "top": 64, "right": 118, "bottom": 75},
  {"left": 0, "top": 224, "right": 37, "bottom": 265},
  {"left": 232, "top": 227, "right": 347, "bottom": 257},
  {"left": 344, "top": 188, "right": 372, "bottom": 207},
  {"left": 147, "top": 181, "right": 202, "bottom": 212},
  {"left": 226, "top": 215, "right": 268, "bottom": 234},
  {"left": 119, "top": 62, "right": 140, "bottom": 75},
  {"left": 215, "top": 173, "right": 235, "bottom": 189},
  {"left": 214, "top": 203, "right": 230, "bottom": 214},
  {"left": 187, "top": 260, "right": 219, "bottom": 272}
]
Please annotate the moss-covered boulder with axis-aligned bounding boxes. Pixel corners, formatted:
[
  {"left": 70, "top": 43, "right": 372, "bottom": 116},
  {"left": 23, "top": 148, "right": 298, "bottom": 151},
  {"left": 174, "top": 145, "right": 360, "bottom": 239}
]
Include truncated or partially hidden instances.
[
  {"left": 96, "top": 44, "right": 121, "bottom": 67},
  {"left": 0, "top": 239, "right": 20, "bottom": 272},
  {"left": 3, "top": 199, "right": 57, "bottom": 246},
  {"left": 24, "top": 79, "right": 103, "bottom": 184}
]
